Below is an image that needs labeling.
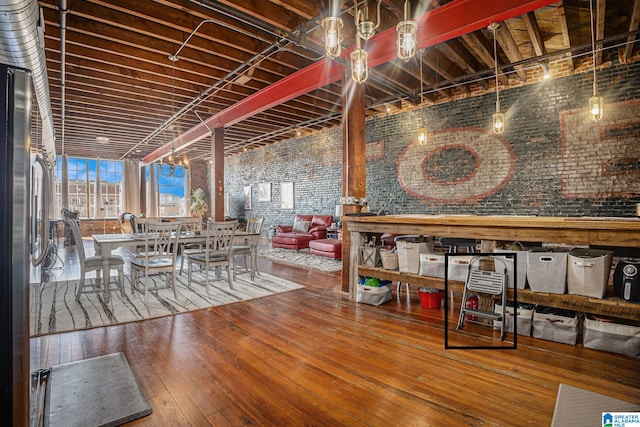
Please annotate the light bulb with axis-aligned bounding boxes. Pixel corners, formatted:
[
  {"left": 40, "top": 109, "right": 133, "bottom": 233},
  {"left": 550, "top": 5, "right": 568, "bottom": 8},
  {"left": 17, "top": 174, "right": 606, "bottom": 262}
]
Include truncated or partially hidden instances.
[
  {"left": 322, "top": 17, "right": 343, "bottom": 59},
  {"left": 493, "top": 112, "right": 505, "bottom": 134},
  {"left": 396, "top": 21, "right": 417, "bottom": 62},
  {"left": 351, "top": 48, "right": 368, "bottom": 83},
  {"left": 417, "top": 126, "right": 427, "bottom": 145},
  {"left": 589, "top": 95, "right": 603, "bottom": 122}
]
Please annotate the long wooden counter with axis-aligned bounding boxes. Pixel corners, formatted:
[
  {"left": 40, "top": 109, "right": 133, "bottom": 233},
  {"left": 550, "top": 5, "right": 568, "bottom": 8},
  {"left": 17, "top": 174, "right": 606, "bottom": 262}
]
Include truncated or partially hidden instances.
[{"left": 345, "top": 215, "right": 640, "bottom": 320}]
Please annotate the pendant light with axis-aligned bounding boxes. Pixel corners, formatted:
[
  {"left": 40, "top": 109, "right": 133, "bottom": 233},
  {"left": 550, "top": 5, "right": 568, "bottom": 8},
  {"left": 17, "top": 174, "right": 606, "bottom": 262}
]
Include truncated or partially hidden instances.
[
  {"left": 322, "top": 0, "right": 343, "bottom": 59},
  {"left": 396, "top": 0, "right": 418, "bottom": 62},
  {"left": 489, "top": 22, "right": 505, "bottom": 135},
  {"left": 588, "top": 0, "right": 603, "bottom": 121},
  {"left": 355, "top": 0, "right": 381, "bottom": 41},
  {"left": 351, "top": 35, "right": 369, "bottom": 83},
  {"left": 417, "top": 50, "right": 427, "bottom": 145}
]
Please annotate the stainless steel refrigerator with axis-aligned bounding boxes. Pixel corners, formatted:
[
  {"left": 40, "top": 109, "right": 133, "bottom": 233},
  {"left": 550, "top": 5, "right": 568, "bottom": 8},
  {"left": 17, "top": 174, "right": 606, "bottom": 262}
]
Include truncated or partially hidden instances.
[{"left": 0, "top": 63, "right": 39, "bottom": 426}]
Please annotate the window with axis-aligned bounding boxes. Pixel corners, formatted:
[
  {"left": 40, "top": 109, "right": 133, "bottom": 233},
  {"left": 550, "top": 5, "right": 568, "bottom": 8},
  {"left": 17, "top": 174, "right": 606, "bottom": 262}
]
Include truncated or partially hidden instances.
[
  {"left": 54, "top": 156, "right": 124, "bottom": 218},
  {"left": 99, "top": 160, "right": 123, "bottom": 218},
  {"left": 155, "top": 164, "right": 187, "bottom": 217}
]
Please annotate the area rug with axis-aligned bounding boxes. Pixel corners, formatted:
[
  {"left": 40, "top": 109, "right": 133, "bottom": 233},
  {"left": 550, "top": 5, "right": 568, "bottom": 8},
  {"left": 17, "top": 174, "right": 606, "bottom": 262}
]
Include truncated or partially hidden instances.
[
  {"left": 259, "top": 247, "right": 342, "bottom": 273},
  {"left": 30, "top": 271, "right": 304, "bottom": 336},
  {"left": 44, "top": 352, "right": 151, "bottom": 427},
  {"left": 551, "top": 383, "right": 640, "bottom": 427}
]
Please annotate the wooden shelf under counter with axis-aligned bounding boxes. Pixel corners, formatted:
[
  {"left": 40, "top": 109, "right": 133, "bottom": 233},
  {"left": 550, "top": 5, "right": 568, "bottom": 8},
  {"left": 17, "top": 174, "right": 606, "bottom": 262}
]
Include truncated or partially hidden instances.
[
  {"left": 345, "top": 215, "right": 640, "bottom": 321},
  {"left": 358, "top": 265, "right": 640, "bottom": 321}
]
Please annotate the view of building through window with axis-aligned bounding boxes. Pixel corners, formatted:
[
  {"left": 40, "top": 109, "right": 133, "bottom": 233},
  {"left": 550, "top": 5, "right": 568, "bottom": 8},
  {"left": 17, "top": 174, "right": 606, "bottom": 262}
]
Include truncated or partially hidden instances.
[{"left": 54, "top": 157, "right": 187, "bottom": 218}]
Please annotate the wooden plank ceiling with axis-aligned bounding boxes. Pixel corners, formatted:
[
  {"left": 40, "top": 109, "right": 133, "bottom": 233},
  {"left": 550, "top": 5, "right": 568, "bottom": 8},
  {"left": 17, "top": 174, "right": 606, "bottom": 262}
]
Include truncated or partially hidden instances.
[{"left": 35, "top": 0, "right": 640, "bottom": 163}]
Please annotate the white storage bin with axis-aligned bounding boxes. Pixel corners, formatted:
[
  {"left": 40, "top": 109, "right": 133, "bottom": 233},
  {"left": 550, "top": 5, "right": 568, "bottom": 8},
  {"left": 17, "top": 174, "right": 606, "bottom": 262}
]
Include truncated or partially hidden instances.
[
  {"left": 447, "top": 255, "right": 473, "bottom": 282},
  {"left": 397, "top": 238, "right": 435, "bottom": 274},
  {"left": 532, "top": 306, "right": 578, "bottom": 345},
  {"left": 418, "top": 253, "right": 445, "bottom": 278},
  {"left": 493, "top": 302, "right": 534, "bottom": 336},
  {"left": 356, "top": 284, "right": 392, "bottom": 306},
  {"left": 567, "top": 248, "right": 614, "bottom": 299},
  {"left": 583, "top": 316, "right": 640, "bottom": 357},
  {"left": 494, "top": 248, "right": 528, "bottom": 289},
  {"left": 527, "top": 249, "right": 568, "bottom": 294}
]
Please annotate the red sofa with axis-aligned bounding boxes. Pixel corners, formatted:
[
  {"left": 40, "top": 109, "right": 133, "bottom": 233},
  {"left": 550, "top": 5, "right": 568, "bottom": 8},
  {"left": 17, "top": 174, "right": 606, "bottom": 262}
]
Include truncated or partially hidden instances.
[{"left": 272, "top": 214, "right": 333, "bottom": 250}]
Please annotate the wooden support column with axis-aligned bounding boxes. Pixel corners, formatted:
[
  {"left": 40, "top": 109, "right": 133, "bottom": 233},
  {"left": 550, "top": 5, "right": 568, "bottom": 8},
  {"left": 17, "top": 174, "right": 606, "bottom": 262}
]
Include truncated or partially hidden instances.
[
  {"left": 211, "top": 128, "right": 225, "bottom": 221},
  {"left": 341, "top": 75, "right": 367, "bottom": 293}
]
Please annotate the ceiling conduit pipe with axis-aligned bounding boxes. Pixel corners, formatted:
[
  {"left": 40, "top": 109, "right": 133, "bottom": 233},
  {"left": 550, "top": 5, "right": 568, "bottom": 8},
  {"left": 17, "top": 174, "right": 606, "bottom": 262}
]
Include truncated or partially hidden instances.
[
  {"left": 0, "top": 0, "right": 57, "bottom": 168},
  {"left": 59, "top": 0, "right": 67, "bottom": 156}
]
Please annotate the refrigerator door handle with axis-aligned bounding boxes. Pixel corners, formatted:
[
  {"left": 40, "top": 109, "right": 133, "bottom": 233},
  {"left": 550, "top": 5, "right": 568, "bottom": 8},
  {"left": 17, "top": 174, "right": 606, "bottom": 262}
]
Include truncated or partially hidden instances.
[{"left": 31, "top": 155, "right": 50, "bottom": 266}]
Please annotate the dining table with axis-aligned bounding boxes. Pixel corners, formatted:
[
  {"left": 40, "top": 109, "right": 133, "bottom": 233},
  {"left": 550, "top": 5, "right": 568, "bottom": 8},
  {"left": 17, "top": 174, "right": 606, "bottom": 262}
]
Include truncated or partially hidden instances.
[{"left": 92, "top": 229, "right": 260, "bottom": 300}]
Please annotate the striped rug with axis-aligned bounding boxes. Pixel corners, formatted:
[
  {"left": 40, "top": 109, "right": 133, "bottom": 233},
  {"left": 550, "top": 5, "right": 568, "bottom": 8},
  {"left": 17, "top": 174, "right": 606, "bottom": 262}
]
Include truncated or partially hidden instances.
[{"left": 30, "top": 271, "right": 304, "bottom": 337}]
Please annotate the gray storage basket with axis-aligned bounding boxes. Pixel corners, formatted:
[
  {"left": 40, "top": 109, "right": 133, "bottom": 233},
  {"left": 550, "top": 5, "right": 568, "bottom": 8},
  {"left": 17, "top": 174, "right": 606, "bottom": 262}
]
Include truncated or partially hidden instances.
[
  {"left": 567, "top": 248, "right": 614, "bottom": 299},
  {"left": 583, "top": 317, "right": 640, "bottom": 357},
  {"left": 532, "top": 306, "right": 578, "bottom": 345},
  {"left": 527, "top": 249, "right": 568, "bottom": 294},
  {"left": 494, "top": 248, "right": 528, "bottom": 289}
]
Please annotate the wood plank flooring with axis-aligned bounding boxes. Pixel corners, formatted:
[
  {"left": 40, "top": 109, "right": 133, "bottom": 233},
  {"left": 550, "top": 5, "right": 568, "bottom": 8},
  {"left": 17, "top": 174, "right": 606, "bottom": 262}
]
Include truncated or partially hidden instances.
[{"left": 30, "top": 239, "right": 640, "bottom": 426}]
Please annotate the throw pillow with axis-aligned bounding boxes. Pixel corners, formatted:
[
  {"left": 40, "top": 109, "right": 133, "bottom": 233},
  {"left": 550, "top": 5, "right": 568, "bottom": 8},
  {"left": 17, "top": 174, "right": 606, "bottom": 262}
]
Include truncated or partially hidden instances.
[{"left": 292, "top": 220, "right": 311, "bottom": 233}]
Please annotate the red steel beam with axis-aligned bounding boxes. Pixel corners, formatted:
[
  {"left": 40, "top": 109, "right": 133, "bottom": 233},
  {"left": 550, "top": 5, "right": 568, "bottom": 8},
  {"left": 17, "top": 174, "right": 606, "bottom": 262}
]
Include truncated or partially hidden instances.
[{"left": 143, "top": 0, "right": 558, "bottom": 164}]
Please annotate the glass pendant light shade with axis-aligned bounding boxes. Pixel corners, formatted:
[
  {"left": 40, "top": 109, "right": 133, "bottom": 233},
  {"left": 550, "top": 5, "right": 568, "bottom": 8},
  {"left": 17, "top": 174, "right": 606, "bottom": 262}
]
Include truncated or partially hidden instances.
[
  {"left": 396, "top": 1, "right": 417, "bottom": 62},
  {"left": 322, "top": 16, "right": 343, "bottom": 59},
  {"left": 351, "top": 37, "right": 368, "bottom": 83},
  {"left": 492, "top": 112, "right": 505, "bottom": 134},
  {"left": 397, "top": 21, "right": 417, "bottom": 62},
  {"left": 589, "top": 95, "right": 603, "bottom": 121},
  {"left": 417, "top": 125, "right": 428, "bottom": 145}
]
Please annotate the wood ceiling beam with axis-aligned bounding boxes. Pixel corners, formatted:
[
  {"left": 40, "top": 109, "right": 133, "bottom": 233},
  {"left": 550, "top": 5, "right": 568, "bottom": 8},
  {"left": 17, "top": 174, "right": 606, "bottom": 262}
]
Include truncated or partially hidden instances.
[
  {"left": 495, "top": 23, "right": 528, "bottom": 82},
  {"left": 144, "top": 0, "right": 558, "bottom": 164},
  {"left": 522, "top": 11, "right": 548, "bottom": 56},
  {"left": 594, "top": 0, "right": 606, "bottom": 66},
  {"left": 435, "top": 41, "right": 489, "bottom": 89},
  {"left": 621, "top": 0, "right": 640, "bottom": 63},
  {"left": 460, "top": 32, "right": 510, "bottom": 86}
]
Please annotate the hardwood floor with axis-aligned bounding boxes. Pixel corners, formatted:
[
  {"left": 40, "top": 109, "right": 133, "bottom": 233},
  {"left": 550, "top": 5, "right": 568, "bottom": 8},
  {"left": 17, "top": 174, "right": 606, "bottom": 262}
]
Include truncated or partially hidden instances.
[{"left": 30, "top": 240, "right": 639, "bottom": 426}]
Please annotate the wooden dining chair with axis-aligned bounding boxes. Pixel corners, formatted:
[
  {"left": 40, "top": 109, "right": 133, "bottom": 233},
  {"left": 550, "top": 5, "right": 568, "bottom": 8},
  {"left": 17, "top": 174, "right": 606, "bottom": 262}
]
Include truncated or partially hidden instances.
[
  {"left": 178, "top": 217, "right": 203, "bottom": 274},
  {"left": 231, "top": 217, "right": 264, "bottom": 280},
  {"left": 64, "top": 217, "right": 125, "bottom": 302},
  {"left": 187, "top": 220, "right": 237, "bottom": 291},
  {"left": 130, "top": 221, "right": 182, "bottom": 304}
]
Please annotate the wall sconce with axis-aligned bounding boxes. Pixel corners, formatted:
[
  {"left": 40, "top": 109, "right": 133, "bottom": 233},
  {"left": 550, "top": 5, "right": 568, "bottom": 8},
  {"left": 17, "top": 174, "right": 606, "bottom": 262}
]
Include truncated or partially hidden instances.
[
  {"left": 588, "top": 0, "right": 603, "bottom": 122},
  {"left": 541, "top": 63, "right": 551, "bottom": 79},
  {"left": 489, "top": 22, "right": 505, "bottom": 135},
  {"left": 396, "top": 0, "right": 417, "bottom": 62}
]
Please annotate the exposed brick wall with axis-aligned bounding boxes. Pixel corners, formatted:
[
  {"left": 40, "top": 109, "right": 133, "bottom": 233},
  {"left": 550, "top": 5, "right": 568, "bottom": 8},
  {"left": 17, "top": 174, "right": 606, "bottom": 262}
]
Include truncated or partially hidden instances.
[{"left": 221, "top": 59, "right": 640, "bottom": 229}]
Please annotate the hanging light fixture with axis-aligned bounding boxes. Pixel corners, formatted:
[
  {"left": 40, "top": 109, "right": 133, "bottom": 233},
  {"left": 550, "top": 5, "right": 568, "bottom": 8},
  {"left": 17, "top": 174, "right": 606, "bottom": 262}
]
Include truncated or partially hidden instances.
[
  {"left": 489, "top": 22, "right": 505, "bottom": 135},
  {"left": 417, "top": 50, "right": 427, "bottom": 145},
  {"left": 322, "top": 0, "right": 343, "bottom": 59},
  {"left": 588, "top": 0, "right": 603, "bottom": 122},
  {"left": 351, "top": 35, "right": 369, "bottom": 83},
  {"left": 355, "top": 0, "right": 381, "bottom": 41},
  {"left": 397, "top": 0, "right": 418, "bottom": 62},
  {"left": 160, "top": 61, "right": 188, "bottom": 178},
  {"left": 160, "top": 145, "right": 188, "bottom": 178}
]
